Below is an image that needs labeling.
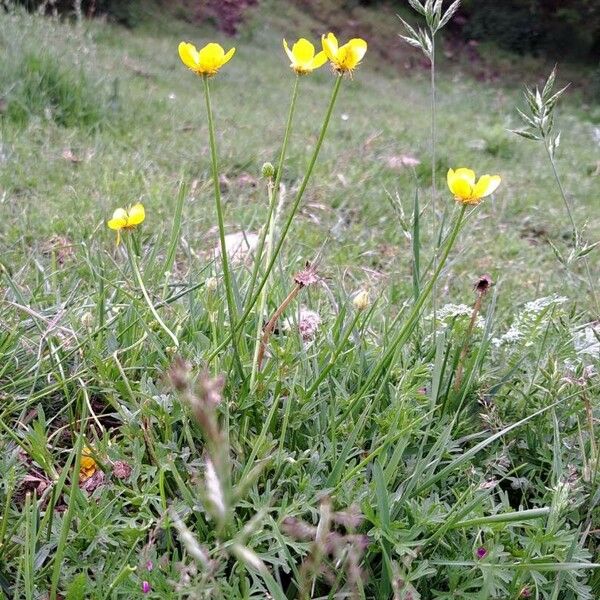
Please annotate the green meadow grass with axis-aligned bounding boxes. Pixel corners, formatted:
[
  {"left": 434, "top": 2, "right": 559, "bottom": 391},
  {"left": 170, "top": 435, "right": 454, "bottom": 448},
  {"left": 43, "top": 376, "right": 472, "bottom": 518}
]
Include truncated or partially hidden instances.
[{"left": 0, "top": 2, "right": 599, "bottom": 598}]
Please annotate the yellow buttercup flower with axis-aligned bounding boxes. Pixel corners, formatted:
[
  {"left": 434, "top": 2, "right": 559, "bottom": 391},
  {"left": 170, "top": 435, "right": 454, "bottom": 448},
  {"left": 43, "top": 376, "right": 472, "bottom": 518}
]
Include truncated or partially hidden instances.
[
  {"left": 107, "top": 203, "right": 145, "bottom": 244},
  {"left": 178, "top": 41, "right": 235, "bottom": 77},
  {"left": 321, "top": 32, "right": 367, "bottom": 73},
  {"left": 447, "top": 168, "right": 501, "bottom": 205},
  {"left": 283, "top": 38, "right": 327, "bottom": 75},
  {"left": 80, "top": 449, "right": 97, "bottom": 482}
]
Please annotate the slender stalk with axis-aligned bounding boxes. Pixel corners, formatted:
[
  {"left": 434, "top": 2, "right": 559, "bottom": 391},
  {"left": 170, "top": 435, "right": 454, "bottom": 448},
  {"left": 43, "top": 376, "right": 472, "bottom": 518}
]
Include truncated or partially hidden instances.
[
  {"left": 245, "top": 76, "right": 300, "bottom": 307},
  {"left": 250, "top": 179, "right": 276, "bottom": 388},
  {"left": 249, "top": 77, "right": 300, "bottom": 388},
  {"left": 202, "top": 75, "right": 241, "bottom": 354},
  {"left": 453, "top": 293, "right": 484, "bottom": 391},
  {"left": 126, "top": 237, "right": 179, "bottom": 348},
  {"left": 209, "top": 74, "right": 344, "bottom": 363},
  {"left": 430, "top": 34, "right": 439, "bottom": 339},
  {"left": 544, "top": 143, "right": 599, "bottom": 316},
  {"left": 545, "top": 143, "right": 577, "bottom": 241},
  {"left": 256, "top": 283, "right": 303, "bottom": 371}
]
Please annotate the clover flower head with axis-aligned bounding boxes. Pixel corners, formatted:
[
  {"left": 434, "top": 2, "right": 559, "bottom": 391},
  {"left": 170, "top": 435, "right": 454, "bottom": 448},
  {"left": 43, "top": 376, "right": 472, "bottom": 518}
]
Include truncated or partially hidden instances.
[{"left": 178, "top": 41, "right": 235, "bottom": 77}]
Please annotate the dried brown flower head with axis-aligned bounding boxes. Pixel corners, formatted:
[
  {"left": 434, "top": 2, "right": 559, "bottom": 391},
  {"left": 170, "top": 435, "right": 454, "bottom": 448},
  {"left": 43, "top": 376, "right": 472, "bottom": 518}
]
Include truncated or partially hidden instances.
[
  {"left": 294, "top": 262, "right": 319, "bottom": 287},
  {"left": 474, "top": 274, "right": 493, "bottom": 296}
]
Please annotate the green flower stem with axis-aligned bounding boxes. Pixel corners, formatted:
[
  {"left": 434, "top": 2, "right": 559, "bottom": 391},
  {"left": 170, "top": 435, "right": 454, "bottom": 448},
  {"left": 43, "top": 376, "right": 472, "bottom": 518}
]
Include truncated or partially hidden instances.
[
  {"left": 249, "top": 77, "right": 300, "bottom": 389},
  {"left": 338, "top": 204, "right": 467, "bottom": 425},
  {"left": 245, "top": 76, "right": 300, "bottom": 308},
  {"left": 126, "top": 236, "right": 179, "bottom": 348},
  {"left": 202, "top": 75, "right": 242, "bottom": 358},
  {"left": 249, "top": 179, "right": 276, "bottom": 389},
  {"left": 209, "top": 74, "right": 344, "bottom": 363}
]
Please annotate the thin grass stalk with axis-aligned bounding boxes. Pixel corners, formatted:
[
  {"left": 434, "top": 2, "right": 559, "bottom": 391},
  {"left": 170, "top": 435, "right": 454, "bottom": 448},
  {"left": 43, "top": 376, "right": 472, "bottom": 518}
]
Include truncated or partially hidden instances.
[
  {"left": 125, "top": 236, "right": 179, "bottom": 348},
  {"left": 210, "top": 74, "right": 344, "bottom": 363},
  {"left": 430, "top": 34, "right": 439, "bottom": 337},
  {"left": 544, "top": 143, "right": 599, "bottom": 316},
  {"left": 202, "top": 75, "right": 242, "bottom": 358}
]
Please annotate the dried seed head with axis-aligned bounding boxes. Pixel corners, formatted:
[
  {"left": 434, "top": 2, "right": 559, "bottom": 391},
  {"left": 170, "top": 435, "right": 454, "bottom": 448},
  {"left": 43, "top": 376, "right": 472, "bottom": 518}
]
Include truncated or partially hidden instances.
[
  {"left": 112, "top": 460, "right": 132, "bottom": 480},
  {"left": 294, "top": 262, "right": 319, "bottom": 287},
  {"left": 81, "top": 311, "right": 94, "bottom": 329},
  {"left": 332, "top": 504, "right": 363, "bottom": 530},
  {"left": 474, "top": 274, "right": 492, "bottom": 296},
  {"left": 198, "top": 370, "right": 225, "bottom": 407},
  {"left": 282, "top": 516, "right": 317, "bottom": 541},
  {"left": 168, "top": 356, "right": 191, "bottom": 392},
  {"left": 205, "top": 276, "right": 218, "bottom": 293},
  {"left": 352, "top": 289, "right": 370, "bottom": 311}
]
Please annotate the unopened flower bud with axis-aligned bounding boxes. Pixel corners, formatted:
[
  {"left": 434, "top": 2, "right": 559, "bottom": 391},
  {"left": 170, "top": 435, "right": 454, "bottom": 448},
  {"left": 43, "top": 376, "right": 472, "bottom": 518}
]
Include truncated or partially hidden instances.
[
  {"left": 353, "top": 290, "right": 370, "bottom": 311},
  {"left": 261, "top": 162, "right": 275, "bottom": 178}
]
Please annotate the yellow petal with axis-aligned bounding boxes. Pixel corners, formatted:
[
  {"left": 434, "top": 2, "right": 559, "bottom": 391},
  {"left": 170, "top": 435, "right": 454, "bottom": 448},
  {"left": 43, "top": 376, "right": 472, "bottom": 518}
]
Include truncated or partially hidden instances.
[
  {"left": 178, "top": 42, "right": 199, "bottom": 70},
  {"left": 221, "top": 46, "right": 235, "bottom": 67},
  {"left": 474, "top": 174, "right": 501, "bottom": 198},
  {"left": 346, "top": 38, "right": 367, "bottom": 63},
  {"left": 283, "top": 39, "right": 295, "bottom": 64},
  {"left": 311, "top": 50, "right": 328, "bottom": 69},
  {"left": 108, "top": 207, "right": 127, "bottom": 230},
  {"left": 447, "top": 168, "right": 456, "bottom": 191},
  {"left": 450, "top": 177, "right": 473, "bottom": 200},
  {"left": 199, "top": 42, "right": 225, "bottom": 71},
  {"left": 293, "top": 38, "right": 315, "bottom": 63},
  {"left": 322, "top": 32, "right": 338, "bottom": 60},
  {"left": 127, "top": 203, "right": 145, "bottom": 226},
  {"left": 453, "top": 168, "right": 476, "bottom": 185}
]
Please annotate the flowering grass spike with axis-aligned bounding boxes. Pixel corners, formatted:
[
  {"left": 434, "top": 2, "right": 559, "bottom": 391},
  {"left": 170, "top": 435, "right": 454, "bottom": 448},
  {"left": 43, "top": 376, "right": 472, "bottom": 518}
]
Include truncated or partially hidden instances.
[
  {"left": 107, "top": 203, "right": 145, "bottom": 244},
  {"left": 283, "top": 38, "right": 327, "bottom": 74},
  {"left": 322, "top": 32, "right": 367, "bottom": 73},
  {"left": 447, "top": 168, "right": 501, "bottom": 205},
  {"left": 178, "top": 41, "right": 235, "bottom": 77}
]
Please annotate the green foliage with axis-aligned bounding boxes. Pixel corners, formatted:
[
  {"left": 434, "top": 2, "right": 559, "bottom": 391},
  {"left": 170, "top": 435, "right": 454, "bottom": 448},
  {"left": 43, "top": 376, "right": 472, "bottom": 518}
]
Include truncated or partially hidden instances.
[
  {"left": 1, "top": 52, "right": 105, "bottom": 128},
  {"left": 0, "top": 5, "right": 599, "bottom": 599},
  {"left": 460, "top": 0, "right": 600, "bottom": 62}
]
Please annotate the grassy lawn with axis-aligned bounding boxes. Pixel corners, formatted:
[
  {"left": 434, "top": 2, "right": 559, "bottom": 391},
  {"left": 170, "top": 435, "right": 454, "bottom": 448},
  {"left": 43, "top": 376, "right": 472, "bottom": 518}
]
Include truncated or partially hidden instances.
[{"left": 0, "top": 1, "right": 599, "bottom": 598}]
